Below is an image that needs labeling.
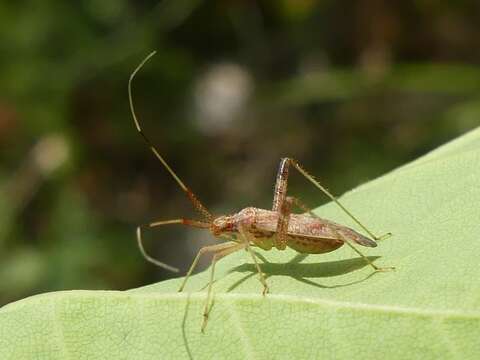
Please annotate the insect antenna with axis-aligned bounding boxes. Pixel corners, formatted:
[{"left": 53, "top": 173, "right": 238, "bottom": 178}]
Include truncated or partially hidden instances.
[{"left": 128, "top": 51, "right": 213, "bottom": 221}]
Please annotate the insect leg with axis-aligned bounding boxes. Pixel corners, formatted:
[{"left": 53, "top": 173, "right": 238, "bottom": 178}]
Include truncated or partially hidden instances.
[
  {"left": 287, "top": 158, "right": 391, "bottom": 241},
  {"left": 286, "top": 196, "right": 314, "bottom": 215},
  {"left": 275, "top": 197, "right": 292, "bottom": 251},
  {"left": 178, "top": 241, "right": 238, "bottom": 292},
  {"left": 337, "top": 232, "right": 395, "bottom": 272},
  {"left": 286, "top": 197, "right": 394, "bottom": 271},
  {"left": 272, "top": 158, "right": 290, "bottom": 212},
  {"left": 137, "top": 218, "right": 210, "bottom": 272},
  {"left": 237, "top": 224, "right": 269, "bottom": 295},
  {"left": 201, "top": 242, "right": 246, "bottom": 332},
  {"left": 271, "top": 158, "right": 292, "bottom": 250}
]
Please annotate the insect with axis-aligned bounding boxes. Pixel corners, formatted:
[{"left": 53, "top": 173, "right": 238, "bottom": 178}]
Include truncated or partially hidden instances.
[{"left": 129, "top": 51, "right": 393, "bottom": 332}]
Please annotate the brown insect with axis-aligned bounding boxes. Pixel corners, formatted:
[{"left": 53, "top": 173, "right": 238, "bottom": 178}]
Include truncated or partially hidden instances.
[{"left": 129, "top": 52, "right": 393, "bottom": 332}]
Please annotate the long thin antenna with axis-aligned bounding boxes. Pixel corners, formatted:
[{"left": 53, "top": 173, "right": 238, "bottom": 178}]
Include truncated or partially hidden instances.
[{"left": 128, "top": 51, "right": 213, "bottom": 221}]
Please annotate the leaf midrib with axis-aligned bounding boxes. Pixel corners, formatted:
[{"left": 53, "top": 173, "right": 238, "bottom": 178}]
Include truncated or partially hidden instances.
[{"left": 5, "top": 291, "right": 479, "bottom": 320}]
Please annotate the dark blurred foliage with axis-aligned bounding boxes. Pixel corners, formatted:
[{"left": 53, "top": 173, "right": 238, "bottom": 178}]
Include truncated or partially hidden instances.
[{"left": 1, "top": 0, "right": 479, "bottom": 305}]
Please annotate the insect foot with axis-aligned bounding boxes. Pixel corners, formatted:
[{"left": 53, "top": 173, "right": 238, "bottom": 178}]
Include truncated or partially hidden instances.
[
  {"left": 374, "top": 265, "right": 396, "bottom": 272},
  {"left": 262, "top": 284, "right": 269, "bottom": 296},
  {"left": 375, "top": 232, "right": 393, "bottom": 241},
  {"left": 201, "top": 312, "right": 209, "bottom": 333}
]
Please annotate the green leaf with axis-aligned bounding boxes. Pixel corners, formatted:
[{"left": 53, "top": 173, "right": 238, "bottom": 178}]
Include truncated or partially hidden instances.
[{"left": 2, "top": 127, "right": 480, "bottom": 359}]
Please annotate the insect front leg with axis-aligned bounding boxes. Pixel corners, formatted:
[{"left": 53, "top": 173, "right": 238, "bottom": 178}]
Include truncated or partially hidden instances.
[
  {"left": 237, "top": 224, "right": 269, "bottom": 295},
  {"left": 200, "top": 242, "right": 246, "bottom": 332},
  {"left": 179, "top": 241, "right": 239, "bottom": 292}
]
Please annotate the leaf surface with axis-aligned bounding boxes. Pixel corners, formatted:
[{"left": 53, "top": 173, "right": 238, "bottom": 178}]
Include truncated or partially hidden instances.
[{"left": 2, "top": 127, "right": 480, "bottom": 359}]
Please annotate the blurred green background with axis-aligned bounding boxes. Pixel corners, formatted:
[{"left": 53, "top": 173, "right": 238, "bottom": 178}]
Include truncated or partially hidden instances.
[{"left": 1, "top": 0, "right": 479, "bottom": 306}]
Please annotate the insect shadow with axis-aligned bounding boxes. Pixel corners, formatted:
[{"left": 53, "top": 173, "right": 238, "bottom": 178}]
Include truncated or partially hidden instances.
[
  {"left": 181, "top": 294, "right": 195, "bottom": 360},
  {"left": 227, "top": 253, "right": 381, "bottom": 292}
]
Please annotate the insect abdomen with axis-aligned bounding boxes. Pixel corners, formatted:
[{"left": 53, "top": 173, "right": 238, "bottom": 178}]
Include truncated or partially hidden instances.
[{"left": 286, "top": 235, "right": 343, "bottom": 254}]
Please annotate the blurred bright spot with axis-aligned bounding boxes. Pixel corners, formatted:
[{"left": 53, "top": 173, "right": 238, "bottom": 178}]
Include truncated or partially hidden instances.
[
  {"left": 193, "top": 63, "right": 253, "bottom": 135},
  {"left": 33, "top": 134, "right": 69, "bottom": 176}
]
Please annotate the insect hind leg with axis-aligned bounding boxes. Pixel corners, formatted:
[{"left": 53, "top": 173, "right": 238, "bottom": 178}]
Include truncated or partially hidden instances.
[
  {"left": 337, "top": 232, "right": 395, "bottom": 272},
  {"left": 287, "top": 197, "right": 394, "bottom": 272},
  {"left": 287, "top": 158, "right": 391, "bottom": 241}
]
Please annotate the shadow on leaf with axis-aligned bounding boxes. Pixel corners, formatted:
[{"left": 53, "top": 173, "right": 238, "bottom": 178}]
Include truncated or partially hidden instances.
[
  {"left": 227, "top": 255, "right": 381, "bottom": 291},
  {"left": 181, "top": 254, "right": 383, "bottom": 345},
  {"left": 181, "top": 293, "right": 194, "bottom": 360}
]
